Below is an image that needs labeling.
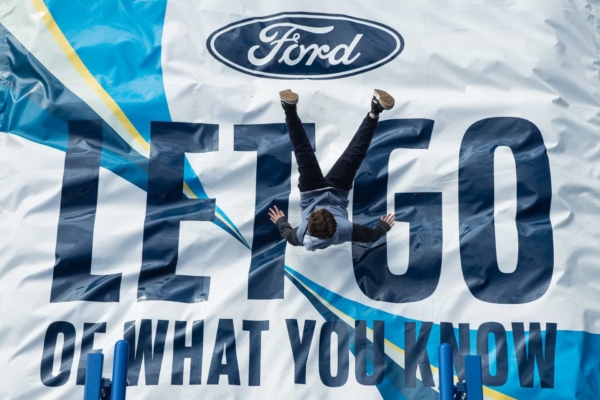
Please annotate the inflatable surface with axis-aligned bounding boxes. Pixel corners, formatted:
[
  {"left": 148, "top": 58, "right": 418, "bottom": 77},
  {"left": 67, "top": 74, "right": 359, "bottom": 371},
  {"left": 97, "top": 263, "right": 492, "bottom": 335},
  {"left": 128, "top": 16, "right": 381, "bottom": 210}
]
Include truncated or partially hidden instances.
[{"left": 0, "top": 1, "right": 599, "bottom": 398}]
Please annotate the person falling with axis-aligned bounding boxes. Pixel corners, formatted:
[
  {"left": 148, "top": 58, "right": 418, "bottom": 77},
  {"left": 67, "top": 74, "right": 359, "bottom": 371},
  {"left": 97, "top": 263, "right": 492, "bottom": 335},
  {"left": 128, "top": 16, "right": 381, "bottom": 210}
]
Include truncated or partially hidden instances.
[{"left": 268, "top": 89, "right": 396, "bottom": 251}]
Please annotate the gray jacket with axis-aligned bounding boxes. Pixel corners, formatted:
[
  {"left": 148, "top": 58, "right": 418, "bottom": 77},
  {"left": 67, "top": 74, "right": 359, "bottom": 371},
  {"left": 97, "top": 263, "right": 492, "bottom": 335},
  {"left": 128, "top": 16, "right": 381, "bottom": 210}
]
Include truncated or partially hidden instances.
[{"left": 276, "top": 188, "right": 391, "bottom": 251}]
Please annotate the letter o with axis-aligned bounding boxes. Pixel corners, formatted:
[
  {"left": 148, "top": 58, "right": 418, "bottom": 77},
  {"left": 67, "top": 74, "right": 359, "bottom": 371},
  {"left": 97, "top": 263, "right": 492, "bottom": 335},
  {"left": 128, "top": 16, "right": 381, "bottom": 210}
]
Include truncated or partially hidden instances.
[{"left": 40, "top": 322, "right": 77, "bottom": 387}]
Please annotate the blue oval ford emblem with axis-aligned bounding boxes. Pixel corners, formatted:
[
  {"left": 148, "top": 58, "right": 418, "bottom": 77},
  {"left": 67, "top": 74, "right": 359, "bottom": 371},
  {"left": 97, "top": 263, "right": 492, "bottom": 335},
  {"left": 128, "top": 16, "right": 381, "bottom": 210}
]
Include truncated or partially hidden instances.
[{"left": 207, "top": 12, "right": 404, "bottom": 79}]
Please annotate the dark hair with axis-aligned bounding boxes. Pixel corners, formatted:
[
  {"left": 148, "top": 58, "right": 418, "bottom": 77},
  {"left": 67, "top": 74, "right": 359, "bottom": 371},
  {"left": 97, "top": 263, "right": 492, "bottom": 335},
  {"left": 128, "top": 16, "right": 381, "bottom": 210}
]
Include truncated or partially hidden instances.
[{"left": 307, "top": 209, "right": 337, "bottom": 239}]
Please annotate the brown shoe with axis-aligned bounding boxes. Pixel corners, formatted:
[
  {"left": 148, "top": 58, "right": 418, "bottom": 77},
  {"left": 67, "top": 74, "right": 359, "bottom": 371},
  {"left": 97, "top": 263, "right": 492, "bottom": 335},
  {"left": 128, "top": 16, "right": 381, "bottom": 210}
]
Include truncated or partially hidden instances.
[
  {"left": 371, "top": 89, "right": 395, "bottom": 115},
  {"left": 279, "top": 89, "right": 299, "bottom": 112},
  {"left": 280, "top": 89, "right": 298, "bottom": 103}
]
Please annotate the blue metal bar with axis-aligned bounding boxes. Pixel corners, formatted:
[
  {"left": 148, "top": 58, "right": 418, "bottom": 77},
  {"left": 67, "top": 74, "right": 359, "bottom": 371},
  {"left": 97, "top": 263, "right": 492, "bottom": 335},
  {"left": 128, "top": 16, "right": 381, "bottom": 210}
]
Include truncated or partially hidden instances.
[
  {"left": 438, "top": 343, "right": 455, "bottom": 400},
  {"left": 464, "top": 355, "right": 484, "bottom": 400},
  {"left": 111, "top": 340, "right": 129, "bottom": 400},
  {"left": 83, "top": 353, "right": 104, "bottom": 400}
]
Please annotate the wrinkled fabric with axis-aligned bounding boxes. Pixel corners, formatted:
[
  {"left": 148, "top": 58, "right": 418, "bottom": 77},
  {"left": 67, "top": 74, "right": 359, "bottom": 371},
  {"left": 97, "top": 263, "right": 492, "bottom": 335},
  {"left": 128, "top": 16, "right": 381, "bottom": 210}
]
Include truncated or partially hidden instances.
[{"left": 0, "top": 0, "right": 599, "bottom": 399}]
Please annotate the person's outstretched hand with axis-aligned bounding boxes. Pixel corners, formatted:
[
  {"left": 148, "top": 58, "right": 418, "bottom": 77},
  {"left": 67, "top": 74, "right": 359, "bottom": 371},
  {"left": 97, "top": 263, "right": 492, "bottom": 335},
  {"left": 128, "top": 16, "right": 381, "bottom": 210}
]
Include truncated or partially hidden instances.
[
  {"left": 268, "top": 205, "right": 286, "bottom": 224},
  {"left": 380, "top": 214, "right": 395, "bottom": 229}
]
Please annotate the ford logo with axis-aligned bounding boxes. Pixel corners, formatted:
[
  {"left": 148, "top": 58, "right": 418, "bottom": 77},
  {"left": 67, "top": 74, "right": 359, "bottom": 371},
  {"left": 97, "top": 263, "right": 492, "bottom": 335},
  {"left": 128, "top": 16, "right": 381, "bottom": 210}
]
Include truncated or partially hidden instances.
[{"left": 207, "top": 12, "right": 404, "bottom": 79}]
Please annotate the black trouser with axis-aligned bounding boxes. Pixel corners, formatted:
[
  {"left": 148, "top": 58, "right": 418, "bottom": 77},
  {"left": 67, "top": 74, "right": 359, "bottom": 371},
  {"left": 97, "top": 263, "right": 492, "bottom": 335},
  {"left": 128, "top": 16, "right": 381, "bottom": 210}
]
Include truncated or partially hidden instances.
[{"left": 285, "top": 110, "right": 378, "bottom": 192}]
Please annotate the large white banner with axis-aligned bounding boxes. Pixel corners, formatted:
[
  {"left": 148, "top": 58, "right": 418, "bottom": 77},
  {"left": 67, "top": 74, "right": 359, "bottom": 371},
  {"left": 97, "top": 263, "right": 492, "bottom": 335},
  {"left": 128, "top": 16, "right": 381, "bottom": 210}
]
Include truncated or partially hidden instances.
[{"left": 0, "top": 0, "right": 599, "bottom": 398}]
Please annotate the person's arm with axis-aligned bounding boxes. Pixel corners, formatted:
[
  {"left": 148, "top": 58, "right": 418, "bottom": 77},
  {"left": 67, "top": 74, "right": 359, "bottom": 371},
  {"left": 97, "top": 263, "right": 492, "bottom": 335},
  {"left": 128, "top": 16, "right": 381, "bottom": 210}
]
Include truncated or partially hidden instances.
[
  {"left": 351, "top": 214, "right": 395, "bottom": 243},
  {"left": 276, "top": 217, "right": 301, "bottom": 246},
  {"left": 269, "top": 206, "right": 301, "bottom": 246}
]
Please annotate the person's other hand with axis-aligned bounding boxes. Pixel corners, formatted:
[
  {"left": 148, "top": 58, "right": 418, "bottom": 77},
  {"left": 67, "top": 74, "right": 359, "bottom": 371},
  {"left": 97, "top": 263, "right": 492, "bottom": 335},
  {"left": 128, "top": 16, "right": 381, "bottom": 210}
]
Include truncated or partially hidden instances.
[
  {"left": 268, "top": 205, "right": 286, "bottom": 224},
  {"left": 380, "top": 214, "right": 395, "bottom": 229}
]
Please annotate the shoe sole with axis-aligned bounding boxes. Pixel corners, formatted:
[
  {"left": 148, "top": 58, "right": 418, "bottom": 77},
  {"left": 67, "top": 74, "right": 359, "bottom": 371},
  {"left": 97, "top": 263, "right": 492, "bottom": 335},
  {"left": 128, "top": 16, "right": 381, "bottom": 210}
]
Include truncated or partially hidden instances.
[
  {"left": 279, "top": 89, "right": 298, "bottom": 104},
  {"left": 374, "top": 89, "right": 395, "bottom": 109}
]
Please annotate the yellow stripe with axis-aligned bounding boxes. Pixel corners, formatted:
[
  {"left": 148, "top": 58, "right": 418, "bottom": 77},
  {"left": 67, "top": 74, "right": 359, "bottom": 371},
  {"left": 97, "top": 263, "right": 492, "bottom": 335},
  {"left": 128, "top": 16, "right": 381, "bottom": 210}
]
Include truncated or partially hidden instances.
[
  {"left": 30, "top": 0, "right": 150, "bottom": 153},
  {"left": 183, "top": 183, "right": 198, "bottom": 199},
  {"left": 34, "top": 0, "right": 245, "bottom": 249},
  {"left": 483, "top": 387, "right": 516, "bottom": 400},
  {"left": 289, "top": 272, "right": 516, "bottom": 400},
  {"left": 183, "top": 183, "right": 248, "bottom": 246},
  {"left": 32, "top": 0, "right": 249, "bottom": 249}
]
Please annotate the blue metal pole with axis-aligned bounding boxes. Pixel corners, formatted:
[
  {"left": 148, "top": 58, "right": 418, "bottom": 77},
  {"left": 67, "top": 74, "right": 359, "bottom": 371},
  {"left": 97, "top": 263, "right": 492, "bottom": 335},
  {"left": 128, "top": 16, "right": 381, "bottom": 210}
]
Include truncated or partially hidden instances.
[
  {"left": 83, "top": 353, "right": 104, "bottom": 400},
  {"left": 464, "top": 355, "right": 484, "bottom": 400},
  {"left": 438, "top": 343, "right": 455, "bottom": 400},
  {"left": 110, "top": 340, "right": 129, "bottom": 400}
]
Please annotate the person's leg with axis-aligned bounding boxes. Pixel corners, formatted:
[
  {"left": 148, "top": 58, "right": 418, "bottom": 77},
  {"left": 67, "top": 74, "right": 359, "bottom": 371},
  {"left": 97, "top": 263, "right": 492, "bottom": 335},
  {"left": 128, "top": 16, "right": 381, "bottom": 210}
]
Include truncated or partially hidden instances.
[
  {"left": 281, "top": 90, "right": 329, "bottom": 192},
  {"left": 326, "top": 89, "right": 395, "bottom": 191},
  {"left": 325, "top": 114, "right": 378, "bottom": 190}
]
